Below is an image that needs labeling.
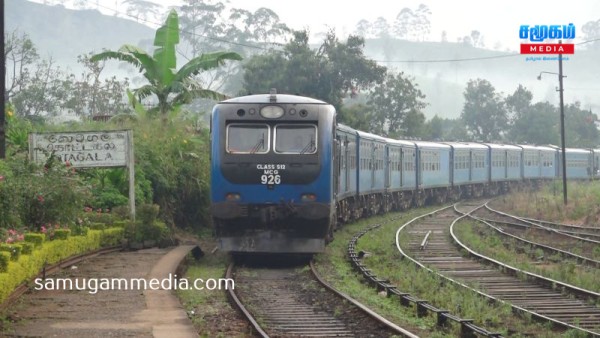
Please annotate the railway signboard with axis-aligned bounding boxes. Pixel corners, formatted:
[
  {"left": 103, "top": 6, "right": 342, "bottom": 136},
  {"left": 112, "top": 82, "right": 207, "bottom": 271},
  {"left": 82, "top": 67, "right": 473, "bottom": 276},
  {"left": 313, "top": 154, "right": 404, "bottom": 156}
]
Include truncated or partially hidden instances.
[
  {"left": 29, "top": 130, "right": 130, "bottom": 168},
  {"left": 29, "top": 129, "right": 136, "bottom": 220}
]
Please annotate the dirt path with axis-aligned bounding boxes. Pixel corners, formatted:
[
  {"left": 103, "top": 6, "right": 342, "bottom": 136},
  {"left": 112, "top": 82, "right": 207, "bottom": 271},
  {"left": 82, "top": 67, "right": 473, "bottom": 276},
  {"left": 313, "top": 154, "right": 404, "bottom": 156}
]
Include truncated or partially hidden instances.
[{"left": 3, "top": 246, "right": 197, "bottom": 337}]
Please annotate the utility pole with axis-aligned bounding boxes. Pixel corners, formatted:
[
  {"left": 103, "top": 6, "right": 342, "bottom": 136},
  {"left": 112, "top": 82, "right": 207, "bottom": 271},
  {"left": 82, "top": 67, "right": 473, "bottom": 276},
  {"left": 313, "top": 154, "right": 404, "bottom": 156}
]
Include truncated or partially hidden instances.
[
  {"left": 1, "top": 0, "right": 5, "bottom": 159},
  {"left": 558, "top": 40, "right": 567, "bottom": 205}
]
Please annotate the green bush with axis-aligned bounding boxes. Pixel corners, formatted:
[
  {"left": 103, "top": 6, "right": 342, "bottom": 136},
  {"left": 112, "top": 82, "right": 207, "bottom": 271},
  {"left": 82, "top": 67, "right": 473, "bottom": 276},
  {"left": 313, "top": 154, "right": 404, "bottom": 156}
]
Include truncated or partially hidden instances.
[
  {"left": 70, "top": 225, "right": 89, "bottom": 237},
  {"left": 24, "top": 233, "right": 45, "bottom": 247},
  {"left": 125, "top": 220, "right": 169, "bottom": 244},
  {"left": 0, "top": 227, "right": 124, "bottom": 304},
  {"left": 89, "top": 223, "right": 106, "bottom": 230},
  {"left": 20, "top": 242, "right": 34, "bottom": 255},
  {"left": 137, "top": 204, "right": 159, "bottom": 225},
  {"left": 112, "top": 220, "right": 128, "bottom": 228},
  {"left": 53, "top": 229, "right": 71, "bottom": 240},
  {"left": 0, "top": 252, "right": 10, "bottom": 272},
  {"left": 0, "top": 244, "right": 22, "bottom": 261},
  {"left": 0, "top": 153, "right": 91, "bottom": 231}
]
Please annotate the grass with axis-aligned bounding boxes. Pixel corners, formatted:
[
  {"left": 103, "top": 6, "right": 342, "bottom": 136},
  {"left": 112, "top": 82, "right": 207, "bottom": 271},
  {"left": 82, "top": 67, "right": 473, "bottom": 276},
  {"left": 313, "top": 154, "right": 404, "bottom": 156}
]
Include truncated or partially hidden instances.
[
  {"left": 492, "top": 181, "right": 600, "bottom": 225},
  {"left": 313, "top": 207, "right": 567, "bottom": 337},
  {"left": 176, "top": 251, "right": 252, "bottom": 338}
]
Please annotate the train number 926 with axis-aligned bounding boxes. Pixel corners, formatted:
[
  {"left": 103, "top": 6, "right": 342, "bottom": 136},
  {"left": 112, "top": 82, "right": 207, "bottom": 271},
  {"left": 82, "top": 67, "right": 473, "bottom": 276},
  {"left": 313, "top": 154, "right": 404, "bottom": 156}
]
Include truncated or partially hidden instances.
[{"left": 261, "top": 174, "right": 281, "bottom": 185}]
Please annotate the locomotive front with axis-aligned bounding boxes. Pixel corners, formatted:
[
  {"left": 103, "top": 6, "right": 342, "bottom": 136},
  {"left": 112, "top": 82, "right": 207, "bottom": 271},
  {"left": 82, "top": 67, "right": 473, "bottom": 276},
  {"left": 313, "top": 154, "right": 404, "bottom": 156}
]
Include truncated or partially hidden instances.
[{"left": 210, "top": 91, "right": 336, "bottom": 253}]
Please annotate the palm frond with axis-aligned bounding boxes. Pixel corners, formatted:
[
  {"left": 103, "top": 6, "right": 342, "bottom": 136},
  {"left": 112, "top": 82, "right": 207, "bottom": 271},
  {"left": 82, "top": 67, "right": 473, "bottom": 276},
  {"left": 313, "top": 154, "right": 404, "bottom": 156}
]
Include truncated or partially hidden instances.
[
  {"left": 175, "top": 51, "right": 242, "bottom": 82},
  {"left": 171, "top": 88, "right": 228, "bottom": 106}
]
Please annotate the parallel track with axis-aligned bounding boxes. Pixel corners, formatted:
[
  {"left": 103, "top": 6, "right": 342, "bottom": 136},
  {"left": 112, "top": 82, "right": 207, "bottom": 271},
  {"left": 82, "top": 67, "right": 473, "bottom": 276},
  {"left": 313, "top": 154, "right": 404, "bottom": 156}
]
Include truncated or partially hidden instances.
[
  {"left": 397, "top": 202, "right": 600, "bottom": 336},
  {"left": 226, "top": 261, "right": 417, "bottom": 338}
]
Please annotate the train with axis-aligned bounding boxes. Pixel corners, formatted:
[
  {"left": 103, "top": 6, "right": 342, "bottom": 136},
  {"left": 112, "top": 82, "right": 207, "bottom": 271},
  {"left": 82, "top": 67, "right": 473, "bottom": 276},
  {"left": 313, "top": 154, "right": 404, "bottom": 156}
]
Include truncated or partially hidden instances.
[{"left": 210, "top": 90, "right": 600, "bottom": 254}]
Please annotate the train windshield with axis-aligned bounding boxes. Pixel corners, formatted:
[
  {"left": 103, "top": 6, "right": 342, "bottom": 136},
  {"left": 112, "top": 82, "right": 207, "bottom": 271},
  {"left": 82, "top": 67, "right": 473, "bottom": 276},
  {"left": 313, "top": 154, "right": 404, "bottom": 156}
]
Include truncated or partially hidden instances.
[
  {"left": 227, "top": 124, "right": 269, "bottom": 154},
  {"left": 274, "top": 125, "right": 317, "bottom": 154}
]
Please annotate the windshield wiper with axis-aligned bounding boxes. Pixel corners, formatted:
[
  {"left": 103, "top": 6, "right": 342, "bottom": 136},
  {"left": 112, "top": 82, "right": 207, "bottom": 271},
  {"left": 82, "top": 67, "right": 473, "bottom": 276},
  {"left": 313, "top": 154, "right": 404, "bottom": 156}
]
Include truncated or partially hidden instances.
[
  {"left": 250, "top": 134, "right": 265, "bottom": 154},
  {"left": 300, "top": 139, "right": 315, "bottom": 154}
]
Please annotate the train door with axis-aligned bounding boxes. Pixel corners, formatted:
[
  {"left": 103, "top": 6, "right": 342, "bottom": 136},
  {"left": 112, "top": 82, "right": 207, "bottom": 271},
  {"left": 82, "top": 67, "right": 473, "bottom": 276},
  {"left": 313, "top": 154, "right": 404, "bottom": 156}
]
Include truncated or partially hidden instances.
[
  {"left": 344, "top": 136, "right": 350, "bottom": 192},
  {"left": 371, "top": 142, "right": 375, "bottom": 188},
  {"left": 400, "top": 148, "right": 404, "bottom": 188},
  {"left": 385, "top": 146, "right": 390, "bottom": 189},
  {"left": 336, "top": 133, "right": 344, "bottom": 194}
]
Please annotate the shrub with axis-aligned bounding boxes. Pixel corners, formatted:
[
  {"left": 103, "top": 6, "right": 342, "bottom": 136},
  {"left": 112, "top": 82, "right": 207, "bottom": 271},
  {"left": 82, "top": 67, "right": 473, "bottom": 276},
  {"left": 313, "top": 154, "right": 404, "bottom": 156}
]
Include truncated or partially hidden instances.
[
  {"left": 0, "top": 243, "right": 22, "bottom": 261},
  {"left": 24, "top": 233, "right": 45, "bottom": 247},
  {"left": 20, "top": 242, "right": 34, "bottom": 255},
  {"left": 0, "top": 153, "right": 91, "bottom": 231},
  {"left": 0, "top": 227, "right": 124, "bottom": 303},
  {"left": 89, "top": 223, "right": 105, "bottom": 230},
  {"left": 53, "top": 229, "right": 71, "bottom": 240},
  {"left": 137, "top": 204, "right": 159, "bottom": 225},
  {"left": 112, "top": 220, "right": 128, "bottom": 228},
  {"left": 0, "top": 252, "right": 10, "bottom": 272}
]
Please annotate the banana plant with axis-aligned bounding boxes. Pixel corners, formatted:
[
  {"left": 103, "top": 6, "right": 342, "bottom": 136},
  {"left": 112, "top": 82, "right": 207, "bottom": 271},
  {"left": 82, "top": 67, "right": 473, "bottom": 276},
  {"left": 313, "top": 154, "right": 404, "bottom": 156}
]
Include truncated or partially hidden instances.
[{"left": 91, "top": 10, "right": 242, "bottom": 121}]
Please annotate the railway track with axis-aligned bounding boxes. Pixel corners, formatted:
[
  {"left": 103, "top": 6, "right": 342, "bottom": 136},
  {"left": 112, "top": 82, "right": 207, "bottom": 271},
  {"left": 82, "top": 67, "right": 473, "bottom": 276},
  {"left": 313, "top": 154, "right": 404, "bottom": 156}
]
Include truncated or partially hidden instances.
[
  {"left": 226, "top": 260, "right": 417, "bottom": 338},
  {"left": 397, "top": 202, "right": 600, "bottom": 336},
  {"left": 485, "top": 204, "right": 600, "bottom": 242},
  {"left": 464, "top": 203, "right": 600, "bottom": 267}
]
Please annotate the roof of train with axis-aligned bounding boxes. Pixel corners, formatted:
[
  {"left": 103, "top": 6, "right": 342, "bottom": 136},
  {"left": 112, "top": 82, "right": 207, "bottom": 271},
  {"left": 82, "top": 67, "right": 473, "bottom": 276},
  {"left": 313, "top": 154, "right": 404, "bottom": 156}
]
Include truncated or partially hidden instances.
[{"left": 219, "top": 93, "right": 328, "bottom": 104}]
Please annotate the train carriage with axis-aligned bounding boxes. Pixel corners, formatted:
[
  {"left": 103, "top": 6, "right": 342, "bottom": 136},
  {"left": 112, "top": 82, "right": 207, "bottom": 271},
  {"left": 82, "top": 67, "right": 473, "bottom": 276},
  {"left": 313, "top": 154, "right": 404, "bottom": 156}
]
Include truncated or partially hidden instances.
[
  {"left": 210, "top": 92, "right": 336, "bottom": 253},
  {"left": 384, "top": 138, "right": 418, "bottom": 210},
  {"left": 561, "top": 148, "right": 593, "bottom": 179},
  {"left": 484, "top": 144, "right": 523, "bottom": 182},
  {"left": 413, "top": 141, "right": 451, "bottom": 205},
  {"left": 520, "top": 145, "right": 557, "bottom": 179},
  {"left": 356, "top": 130, "right": 388, "bottom": 215}
]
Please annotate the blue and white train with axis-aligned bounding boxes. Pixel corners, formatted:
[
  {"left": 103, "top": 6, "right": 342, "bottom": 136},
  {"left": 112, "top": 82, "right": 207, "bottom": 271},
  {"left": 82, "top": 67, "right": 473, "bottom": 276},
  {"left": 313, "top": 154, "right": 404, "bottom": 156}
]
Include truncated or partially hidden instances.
[{"left": 210, "top": 91, "right": 600, "bottom": 253}]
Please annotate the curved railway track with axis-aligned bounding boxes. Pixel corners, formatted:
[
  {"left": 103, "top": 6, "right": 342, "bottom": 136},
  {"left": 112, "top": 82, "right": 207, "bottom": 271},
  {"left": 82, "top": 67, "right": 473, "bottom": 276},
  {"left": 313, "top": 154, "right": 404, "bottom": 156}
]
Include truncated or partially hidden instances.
[
  {"left": 226, "top": 261, "right": 417, "bottom": 338},
  {"left": 465, "top": 204, "right": 600, "bottom": 267},
  {"left": 485, "top": 204, "right": 600, "bottom": 242},
  {"left": 397, "top": 202, "right": 600, "bottom": 336}
]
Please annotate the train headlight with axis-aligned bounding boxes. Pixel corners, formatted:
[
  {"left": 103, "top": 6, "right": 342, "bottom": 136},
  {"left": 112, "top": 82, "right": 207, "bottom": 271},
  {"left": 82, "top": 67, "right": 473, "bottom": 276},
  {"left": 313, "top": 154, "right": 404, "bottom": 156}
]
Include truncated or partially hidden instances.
[
  {"left": 225, "top": 193, "right": 241, "bottom": 201},
  {"left": 301, "top": 193, "right": 316, "bottom": 202},
  {"left": 260, "top": 105, "right": 284, "bottom": 119}
]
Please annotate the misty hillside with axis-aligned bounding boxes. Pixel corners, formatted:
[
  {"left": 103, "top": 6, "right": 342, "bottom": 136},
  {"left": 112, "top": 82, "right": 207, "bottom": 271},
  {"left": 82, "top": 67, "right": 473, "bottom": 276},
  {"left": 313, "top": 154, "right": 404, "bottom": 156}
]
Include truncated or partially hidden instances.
[
  {"left": 6, "top": 0, "right": 599, "bottom": 119},
  {"left": 364, "top": 38, "right": 600, "bottom": 118},
  {"left": 6, "top": 0, "right": 154, "bottom": 66}
]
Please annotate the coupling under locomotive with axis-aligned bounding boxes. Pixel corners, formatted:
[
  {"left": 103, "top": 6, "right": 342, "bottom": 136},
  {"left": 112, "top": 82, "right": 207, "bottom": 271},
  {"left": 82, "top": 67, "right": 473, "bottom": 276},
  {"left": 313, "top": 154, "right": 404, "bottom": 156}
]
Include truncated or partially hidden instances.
[{"left": 210, "top": 90, "right": 336, "bottom": 253}]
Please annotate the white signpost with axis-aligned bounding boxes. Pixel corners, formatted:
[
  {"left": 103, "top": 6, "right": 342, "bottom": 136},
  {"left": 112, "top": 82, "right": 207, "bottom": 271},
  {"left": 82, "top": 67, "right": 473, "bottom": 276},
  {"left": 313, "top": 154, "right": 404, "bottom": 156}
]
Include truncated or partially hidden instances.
[{"left": 29, "top": 130, "right": 136, "bottom": 220}]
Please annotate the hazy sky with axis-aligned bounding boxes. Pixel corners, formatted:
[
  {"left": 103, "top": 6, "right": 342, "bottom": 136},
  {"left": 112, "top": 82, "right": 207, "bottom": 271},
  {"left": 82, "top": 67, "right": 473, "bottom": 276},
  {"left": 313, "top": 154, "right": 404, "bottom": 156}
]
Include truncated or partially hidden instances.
[
  {"left": 40, "top": 0, "right": 600, "bottom": 51},
  {"left": 223, "top": 0, "right": 599, "bottom": 49}
]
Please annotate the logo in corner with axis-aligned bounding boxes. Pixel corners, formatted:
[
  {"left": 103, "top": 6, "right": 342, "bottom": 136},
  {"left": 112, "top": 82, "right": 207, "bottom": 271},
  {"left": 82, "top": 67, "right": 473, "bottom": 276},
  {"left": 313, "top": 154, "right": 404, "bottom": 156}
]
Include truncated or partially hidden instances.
[{"left": 519, "top": 24, "right": 575, "bottom": 54}]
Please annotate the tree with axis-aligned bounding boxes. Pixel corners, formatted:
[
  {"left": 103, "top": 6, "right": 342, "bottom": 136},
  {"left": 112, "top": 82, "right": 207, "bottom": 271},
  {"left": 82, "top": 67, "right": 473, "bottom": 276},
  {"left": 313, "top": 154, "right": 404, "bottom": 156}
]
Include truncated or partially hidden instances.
[
  {"left": 414, "top": 4, "right": 432, "bottom": 41},
  {"left": 505, "top": 84, "right": 533, "bottom": 122},
  {"left": 372, "top": 17, "right": 390, "bottom": 38},
  {"left": 393, "top": 8, "right": 414, "bottom": 39},
  {"left": 564, "top": 102, "right": 599, "bottom": 147},
  {"left": 177, "top": 1, "right": 290, "bottom": 95},
  {"left": 338, "top": 103, "right": 377, "bottom": 133},
  {"left": 123, "top": 0, "right": 161, "bottom": 23},
  {"left": 243, "top": 30, "right": 386, "bottom": 109},
  {"left": 354, "top": 19, "right": 371, "bottom": 38},
  {"left": 581, "top": 19, "right": 600, "bottom": 49},
  {"left": 91, "top": 10, "right": 242, "bottom": 121},
  {"left": 470, "top": 30, "right": 483, "bottom": 48},
  {"left": 367, "top": 72, "right": 427, "bottom": 137},
  {"left": 461, "top": 79, "right": 507, "bottom": 142},
  {"left": 508, "top": 101, "right": 558, "bottom": 144},
  {"left": 4, "top": 30, "right": 39, "bottom": 101}
]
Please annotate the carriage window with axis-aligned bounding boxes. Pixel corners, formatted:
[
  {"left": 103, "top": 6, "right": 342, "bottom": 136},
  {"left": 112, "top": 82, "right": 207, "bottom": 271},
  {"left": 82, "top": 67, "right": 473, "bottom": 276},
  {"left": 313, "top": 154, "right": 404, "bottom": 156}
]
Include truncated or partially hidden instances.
[
  {"left": 227, "top": 124, "right": 269, "bottom": 154},
  {"left": 274, "top": 125, "right": 317, "bottom": 154}
]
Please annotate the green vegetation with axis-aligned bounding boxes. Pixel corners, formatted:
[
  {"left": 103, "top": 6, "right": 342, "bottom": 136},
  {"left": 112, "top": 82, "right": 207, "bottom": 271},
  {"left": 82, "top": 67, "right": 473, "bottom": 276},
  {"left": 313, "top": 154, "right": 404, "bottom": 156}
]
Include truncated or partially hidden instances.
[
  {"left": 176, "top": 253, "right": 248, "bottom": 338},
  {"left": 492, "top": 181, "right": 600, "bottom": 225},
  {"left": 0, "top": 227, "right": 123, "bottom": 304},
  {"left": 314, "top": 208, "right": 565, "bottom": 337},
  {"left": 454, "top": 220, "right": 600, "bottom": 294},
  {"left": 91, "top": 10, "right": 242, "bottom": 120}
]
